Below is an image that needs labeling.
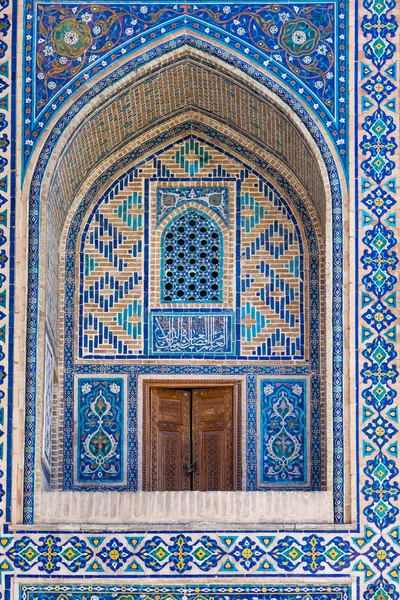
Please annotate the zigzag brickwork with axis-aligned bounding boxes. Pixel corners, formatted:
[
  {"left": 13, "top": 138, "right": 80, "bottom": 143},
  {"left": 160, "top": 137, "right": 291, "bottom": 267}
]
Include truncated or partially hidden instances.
[{"left": 79, "top": 138, "right": 310, "bottom": 359}]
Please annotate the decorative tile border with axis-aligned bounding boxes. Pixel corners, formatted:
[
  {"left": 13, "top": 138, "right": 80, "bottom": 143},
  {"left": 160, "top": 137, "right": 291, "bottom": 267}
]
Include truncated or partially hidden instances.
[
  {"left": 0, "top": 0, "right": 11, "bottom": 526},
  {"left": 18, "top": 583, "right": 352, "bottom": 600},
  {"left": 2, "top": 530, "right": 359, "bottom": 575},
  {"left": 356, "top": 3, "right": 400, "bottom": 600}
]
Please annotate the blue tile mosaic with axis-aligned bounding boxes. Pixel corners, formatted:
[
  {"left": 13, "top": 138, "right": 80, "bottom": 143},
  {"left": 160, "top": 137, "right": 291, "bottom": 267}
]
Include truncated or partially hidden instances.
[
  {"left": 76, "top": 376, "right": 126, "bottom": 485},
  {"left": 150, "top": 311, "right": 234, "bottom": 356},
  {"left": 259, "top": 378, "right": 308, "bottom": 486}
]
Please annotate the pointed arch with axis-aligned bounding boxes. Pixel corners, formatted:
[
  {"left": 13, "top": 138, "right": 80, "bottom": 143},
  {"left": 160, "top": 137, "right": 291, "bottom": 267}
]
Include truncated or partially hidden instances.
[{"left": 16, "top": 43, "right": 349, "bottom": 525}]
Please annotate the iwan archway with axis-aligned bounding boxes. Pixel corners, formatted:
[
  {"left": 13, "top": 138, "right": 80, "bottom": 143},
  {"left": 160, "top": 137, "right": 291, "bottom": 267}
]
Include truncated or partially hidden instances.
[{"left": 17, "top": 43, "right": 349, "bottom": 526}]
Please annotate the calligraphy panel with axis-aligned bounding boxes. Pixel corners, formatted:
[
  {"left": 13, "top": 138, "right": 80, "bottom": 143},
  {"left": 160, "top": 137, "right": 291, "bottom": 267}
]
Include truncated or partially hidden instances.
[{"left": 150, "top": 311, "right": 234, "bottom": 356}]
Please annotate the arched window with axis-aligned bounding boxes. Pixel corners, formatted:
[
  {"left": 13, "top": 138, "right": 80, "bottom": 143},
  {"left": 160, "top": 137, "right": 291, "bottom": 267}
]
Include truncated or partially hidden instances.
[{"left": 161, "top": 209, "right": 223, "bottom": 303}]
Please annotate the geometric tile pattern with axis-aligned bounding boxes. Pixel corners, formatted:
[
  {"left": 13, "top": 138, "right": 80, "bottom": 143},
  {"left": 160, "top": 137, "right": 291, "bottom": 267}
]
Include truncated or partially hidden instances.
[
  {"left": 161, "top": 209, "right": 223, "bottom": 303},
  {"left": 78, "top": 138, "right": 316, "bottom": 360},
  {"left": 240, "top": 182, "right": 305, "bottom": 357},
  {"left": 18, "top": 584, "right": 352, "bottom": 600},
  {"left": 81, "top": 177, "right": 144, "bottom": 356},
  {"left": 259, "top": 378, "right": 308, "bottom": 487}
]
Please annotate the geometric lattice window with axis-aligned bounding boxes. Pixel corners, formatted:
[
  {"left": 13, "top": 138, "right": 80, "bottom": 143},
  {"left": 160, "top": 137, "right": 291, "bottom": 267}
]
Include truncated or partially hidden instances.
[{"left": 161, "top": 209, "right": 223, "bottom": 302}]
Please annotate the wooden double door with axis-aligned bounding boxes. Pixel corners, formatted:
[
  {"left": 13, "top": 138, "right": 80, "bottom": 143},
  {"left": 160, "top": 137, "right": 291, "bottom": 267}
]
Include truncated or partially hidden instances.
[{"left": 146, "top": 386, "right": 237, "bottom": 491}]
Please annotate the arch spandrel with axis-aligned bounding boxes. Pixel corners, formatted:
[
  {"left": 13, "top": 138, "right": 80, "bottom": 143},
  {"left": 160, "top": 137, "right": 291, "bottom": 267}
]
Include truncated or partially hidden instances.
[{"left": 23, "top": 5, "right": 348, "bottom": 172}]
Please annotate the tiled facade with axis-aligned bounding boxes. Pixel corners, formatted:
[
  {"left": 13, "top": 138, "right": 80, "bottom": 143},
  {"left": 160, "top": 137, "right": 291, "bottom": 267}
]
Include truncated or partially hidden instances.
[
  {"left": 0, "top": 4, "right": 398, "bottom": 600},
  {"left": 59, "top": 130, "right": 323, "bottom": 492}
]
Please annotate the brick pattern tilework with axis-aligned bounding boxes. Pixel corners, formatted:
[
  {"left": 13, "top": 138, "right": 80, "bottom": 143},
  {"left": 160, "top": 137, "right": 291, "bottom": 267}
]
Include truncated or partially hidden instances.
[
  {"left": 48, "top": 60, "right": 326, "bottom": 240},
  {"left": 44, "top": 56, "right": 326, "bottom": 343},
  {"left": 148, "top": 147, "right": 236, "bottom": 314},
  {"left": 81, "top": 173, "right": 144, "bottom": 356},
  {"left": 77, "top": 137, "right": 315, "bottom": 360},
  {"left": 240, "top": 176, "right": 305, "bottom": 358}
]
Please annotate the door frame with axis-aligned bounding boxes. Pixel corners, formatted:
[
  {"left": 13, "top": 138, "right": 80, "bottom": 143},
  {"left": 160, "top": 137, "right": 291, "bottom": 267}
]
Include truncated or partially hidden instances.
[{"left": 139, "top": 376, "right": 244, "bottom": 491}]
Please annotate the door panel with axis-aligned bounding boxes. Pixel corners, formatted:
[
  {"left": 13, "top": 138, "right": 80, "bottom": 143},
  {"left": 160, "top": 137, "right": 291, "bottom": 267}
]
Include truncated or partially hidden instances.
[
  {"left": 150, "top": 388, "right": 191, "bottom": 491},
  {"left": 192, "top": 387, "right": 234, "bottom": 491}
]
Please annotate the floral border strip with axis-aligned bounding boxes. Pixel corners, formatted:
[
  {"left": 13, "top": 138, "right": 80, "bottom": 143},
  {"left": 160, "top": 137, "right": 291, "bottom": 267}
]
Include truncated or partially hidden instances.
[
  {"left": 0, "top": 0, "right": 11, "bottom": 527},
  {"left": 358, "top": 1, "right": 400, "bottom": 600}
]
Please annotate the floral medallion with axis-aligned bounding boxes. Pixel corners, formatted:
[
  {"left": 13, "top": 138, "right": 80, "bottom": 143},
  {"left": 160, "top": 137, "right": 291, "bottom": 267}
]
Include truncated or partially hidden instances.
[
  {"left": 51, "top": 18, "right": 93, "bottom": 58},
  {"left": 279, "top": 18, "right": 320, "bottom": 57}
]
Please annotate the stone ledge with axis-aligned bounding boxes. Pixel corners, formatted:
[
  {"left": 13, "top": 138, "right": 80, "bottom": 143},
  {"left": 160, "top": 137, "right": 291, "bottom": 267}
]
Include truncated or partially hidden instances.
[{"left": 34, "top": 490, "right": 333, "bottom": 525}]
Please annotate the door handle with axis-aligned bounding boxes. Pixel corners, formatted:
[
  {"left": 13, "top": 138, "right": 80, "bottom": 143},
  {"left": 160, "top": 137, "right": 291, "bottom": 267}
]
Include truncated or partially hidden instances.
[{"left": 183, "top": 462, "right": 197, "bottom": 473}]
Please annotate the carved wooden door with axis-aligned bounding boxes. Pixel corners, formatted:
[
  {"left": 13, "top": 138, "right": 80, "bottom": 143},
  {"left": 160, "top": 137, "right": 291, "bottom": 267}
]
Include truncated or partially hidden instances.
[
  {"left": 192, "top": 387, "right": 234, "bottom": 491},
  {"left": 149, "top": 386, "right": 234, "bottom": 491},
  {"left": 150, "top": 388, "right": 191, "bottom": 491}
]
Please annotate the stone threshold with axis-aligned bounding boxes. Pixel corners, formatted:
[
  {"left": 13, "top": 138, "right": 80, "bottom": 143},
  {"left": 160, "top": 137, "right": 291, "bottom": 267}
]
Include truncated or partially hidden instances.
[{"left": 32, "top": 490, "right": 334, "bottom": 525}]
